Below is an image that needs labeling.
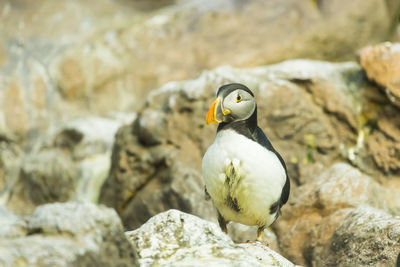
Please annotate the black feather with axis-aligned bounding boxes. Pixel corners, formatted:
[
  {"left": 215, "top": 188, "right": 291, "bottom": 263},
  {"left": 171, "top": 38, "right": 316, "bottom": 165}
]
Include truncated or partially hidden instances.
[{"left": 217, "top": 83, "right": 254, "bottom": 98}]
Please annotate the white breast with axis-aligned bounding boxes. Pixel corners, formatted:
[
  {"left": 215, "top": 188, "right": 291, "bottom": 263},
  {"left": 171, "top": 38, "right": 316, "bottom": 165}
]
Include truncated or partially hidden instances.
[{"left": 202, "top": 129, "right": 286, "bottom": 227}]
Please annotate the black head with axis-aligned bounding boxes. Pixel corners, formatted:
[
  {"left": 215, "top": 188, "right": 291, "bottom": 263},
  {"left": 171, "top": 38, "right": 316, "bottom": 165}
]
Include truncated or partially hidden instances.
[
  {"left": 206, "top": 83, "right": 258, "bottom": 134},
  {"left": 216, "top": 83, "right": 254, "bottom": 98}
]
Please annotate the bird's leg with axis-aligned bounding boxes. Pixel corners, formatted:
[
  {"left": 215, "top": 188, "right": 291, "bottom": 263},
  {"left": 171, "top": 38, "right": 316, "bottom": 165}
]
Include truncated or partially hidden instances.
[
  {"left": 256, "top": 226, "right": 265, "bottom": 241},
  {"left": 248, "top": 227, "right": 270, "bottom": 246},
  {"left": 246, "top": 227, "right": 269, "bottom": 245},
  {"left": 217, "top": 211, "right": 228, "bottom": 234}
]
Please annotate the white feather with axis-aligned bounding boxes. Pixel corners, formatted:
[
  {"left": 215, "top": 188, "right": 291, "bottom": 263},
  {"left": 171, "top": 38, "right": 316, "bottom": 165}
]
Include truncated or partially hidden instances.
[{"left": 202, "top": 129, "right": 286, "bottom": 227}]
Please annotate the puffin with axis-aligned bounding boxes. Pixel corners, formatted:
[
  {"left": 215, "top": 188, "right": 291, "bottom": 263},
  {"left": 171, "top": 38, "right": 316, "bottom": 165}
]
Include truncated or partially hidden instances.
[{"left": 202, "top": 83, "right": 290, "bottom": 241}]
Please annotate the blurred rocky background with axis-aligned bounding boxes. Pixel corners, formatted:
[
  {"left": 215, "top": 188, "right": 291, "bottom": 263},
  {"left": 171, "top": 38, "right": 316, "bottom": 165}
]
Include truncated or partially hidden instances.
[{"left": 1, "top": 0, "right": 400, "bottom": 266}]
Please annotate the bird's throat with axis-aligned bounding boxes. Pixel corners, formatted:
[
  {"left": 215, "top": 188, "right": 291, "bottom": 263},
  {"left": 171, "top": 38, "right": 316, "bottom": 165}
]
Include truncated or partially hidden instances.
[{"left": 217, "top": 107, "right": 258, "bottom": 139}]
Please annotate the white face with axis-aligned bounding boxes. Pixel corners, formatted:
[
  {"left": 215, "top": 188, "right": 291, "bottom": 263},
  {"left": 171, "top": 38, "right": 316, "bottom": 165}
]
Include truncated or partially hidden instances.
[{"left": 222, "top": 89, "right": 256, "bottom": 122}]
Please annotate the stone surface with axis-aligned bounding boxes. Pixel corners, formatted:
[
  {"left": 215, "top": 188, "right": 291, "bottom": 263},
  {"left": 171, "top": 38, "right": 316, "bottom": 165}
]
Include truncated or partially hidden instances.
[
  {"left": 7, "top": 149, "right": 78, "bottom": 215},
  {"left": 0, "top": 202, "right": 138, "bottom": 267},
  {"left": 315, "top": 206, "right": 400, "bottom": 267},
  {"left": 0, "top": 0, "right": 142, "bottom": 147},
  {"left": 0, "top": 206, "right": 27, "bottom": 239},
  {"left": 357, "top": 42, "right": 400, "bottom": 173},
  {"left": 126, "top": 209, "right": 295, "bottom": 266},
  {"left": 1, "top": 0, "right": 399, "bottom": 145},
  {"left": 359, "top": 42, "right": 400, "bottom": 107},
  {"left": 274, "top": 163, "right": 399, "bottom": 265},
  {"left": 5, "top": 114, "right": 135, "bottom": 215},
  {"left": 0, "top": 136, "right": 22, "bottom": 206}
]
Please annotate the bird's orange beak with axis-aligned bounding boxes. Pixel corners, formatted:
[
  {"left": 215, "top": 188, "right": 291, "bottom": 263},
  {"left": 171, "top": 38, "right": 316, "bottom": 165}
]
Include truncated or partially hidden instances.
[
  {"left": 206, "top": 97, "right": 230, "bottom": 125},
  {"left": 206, "top": 98, "right": 219, "bottom": 125}
]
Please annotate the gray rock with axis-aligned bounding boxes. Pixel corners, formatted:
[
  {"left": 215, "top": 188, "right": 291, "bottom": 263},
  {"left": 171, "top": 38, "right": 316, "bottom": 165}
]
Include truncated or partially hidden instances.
[
  {"left": 51, "top": 115, "right": 136, "bottom": 203},
  {"left": 0, "top": 202, "right": 138, "bottom": 267},
  {"left": 0, "top": 206, "right": 27, "bottom": 238},
  {"left": 0, "top": 137, "right": 22, "bottom": 206},
  {"left": 1, "top": 0, "right": 399, "bottom": 145},
  {"left": 317, "top": 206, "right": 400, "bottom": 267},
  {"left": 274, "top": 163, "right": 399, "bottom": 265},
  {"left": 5, "top": 114, "right": 136, "bottom": 214},
  {"left": 126, "top": 209, "right": 295, "bottom": 266},
  {"left": 51, "top": 115, "right": 136, "bottom": 157},
  {"left": 7, "top": 150, "right": 78, "bottom": 215}
]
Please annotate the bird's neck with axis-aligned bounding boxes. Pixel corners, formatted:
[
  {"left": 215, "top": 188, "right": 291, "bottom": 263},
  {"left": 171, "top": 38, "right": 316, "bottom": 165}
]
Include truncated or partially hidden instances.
[{"left": 217, "top": 107, "right": 258, "bottom": 138}]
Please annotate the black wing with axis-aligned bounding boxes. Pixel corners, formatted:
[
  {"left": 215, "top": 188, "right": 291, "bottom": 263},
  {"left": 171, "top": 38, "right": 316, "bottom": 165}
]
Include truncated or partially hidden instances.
[{"left": 252, "top": 127, "right": 290, "bottom": 205}]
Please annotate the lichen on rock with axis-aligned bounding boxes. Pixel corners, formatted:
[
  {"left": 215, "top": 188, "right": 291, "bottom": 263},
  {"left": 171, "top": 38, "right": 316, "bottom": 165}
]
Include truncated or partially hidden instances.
[
  {"left": 0, "top": 202, "right": 138, "bottom": 267},
  {"left": 126, "top": 209, "right": 295, "bottom": 266}
]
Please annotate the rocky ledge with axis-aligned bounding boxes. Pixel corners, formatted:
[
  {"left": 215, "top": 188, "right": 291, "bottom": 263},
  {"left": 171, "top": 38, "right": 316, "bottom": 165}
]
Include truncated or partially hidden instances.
[
  {"left": 0, "top": 202, "right": 298, "bottom": 267},
  {"left": 0, "top": 202, "right": 138, "bottom": 266},
  {"left": 127, "top": 209, "right": 296, "bottom": 267},
  {"left": 2, "top": 202, "right": 398, "bottom": 266}
]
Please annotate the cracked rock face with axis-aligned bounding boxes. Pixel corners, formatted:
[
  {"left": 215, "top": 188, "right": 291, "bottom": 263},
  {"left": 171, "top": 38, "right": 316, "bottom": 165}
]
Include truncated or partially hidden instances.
[
  {"left": 7, "top": 150, "right": 78, "bottom": 215},
  {"left": 0, "top": 137, "right": 22, "bottom": 206},
  {"left": 274, "top": 163, "right": 400, "bottom": 265},
  {"left": 126, "top": 209, "right": 295, "bottom": 266},
  {"left": 317, "top": 207, "right": 400, "bottom": 267},
  {"left": 358, "top": 42, "right": 400, "bottom": 173},
  {"left": 1, "top": 0, "right": 399, "bottom": 145},
  {"left": 3, "top": 114, "right": 135, "bottom": 216},
  {"left": 0, "top": 202, "right": 138, "bottom": 267}
]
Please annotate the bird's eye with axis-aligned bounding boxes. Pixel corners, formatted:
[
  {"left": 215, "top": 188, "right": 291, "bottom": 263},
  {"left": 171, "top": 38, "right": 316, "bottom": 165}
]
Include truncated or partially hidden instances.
[{"left": 236, "top": 94, "right": 242, "bottom": 102}]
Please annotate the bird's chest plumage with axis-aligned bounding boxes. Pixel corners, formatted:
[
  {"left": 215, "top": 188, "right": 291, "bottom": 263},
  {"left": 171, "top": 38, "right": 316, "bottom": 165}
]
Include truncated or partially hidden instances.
[{"left": 202, "top": 130, "right": 286, "bottom": 227}]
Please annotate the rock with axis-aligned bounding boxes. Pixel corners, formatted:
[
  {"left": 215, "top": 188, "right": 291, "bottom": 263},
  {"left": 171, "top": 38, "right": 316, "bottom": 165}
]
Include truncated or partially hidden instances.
[
  {"left": 52, "top": 114, "right": 137, "bottom": 203},
  {"left": 121, "top": 0, "right": 399, "bottom": 79},
  {"left": 357, "top": 42, "right": 400, "bottom": 173},
  {"left": 314, "top": 206, "right": 400, "bottom": 267},
  {"left": 359, "top": 42, "right": 400, "bottom": 107},
  {"left": 7, "top": 149, "right": 78, "bottom": 215},
  {"left": 226, "top": 223, "right": 281, "bottom": 253},
  {"left": 126, "top": 209, "right": 295, "bottom": 266},
  {"left": 51, "top": 116, "right": 129, "bottom": 157},
  {"left": 0, "top": 0, "right": 141, "bottom": 146},
  {"left": 5, "top": 114, "right": 135, "bottom": 215},
  {"left": 126, "top": 0, "right": 184, "bottom": 11},
  {"left": 1, "top": 0, "right": 399, "bottom": 145},
  {"left": 75, "top": 153, "right": 112, "bottom": 203},
  {"left": 0, "top": 202, "right": 138, "bottom": 266},
  {"left": 0, "top": 206, "right": 27, "bottom": 238},
  {"left": 366, "top": 121, "right": 400, "bottom": 173},
  {"left": 0, "top": 136, "right": 22, "bottom": 205},
  {"left": 273, "top": 163, "right": 399, "bottom": 265}
]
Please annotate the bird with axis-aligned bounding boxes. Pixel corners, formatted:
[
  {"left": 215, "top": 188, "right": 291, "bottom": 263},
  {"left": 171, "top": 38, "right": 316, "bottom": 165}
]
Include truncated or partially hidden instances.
[{"left": 202, "top": 83, "right": 290, "bottom": 241}]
